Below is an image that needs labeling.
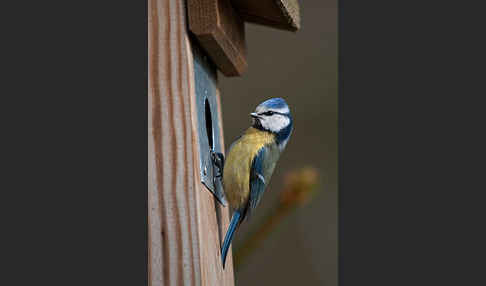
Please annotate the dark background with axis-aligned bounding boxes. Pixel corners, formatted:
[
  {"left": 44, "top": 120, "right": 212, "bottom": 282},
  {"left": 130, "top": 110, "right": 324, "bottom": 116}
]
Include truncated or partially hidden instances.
[
  {"left": 2, "top": 0, "right": 485, "bottom": 285},
  {"left": 220, "top": 1, "right": 337, "bottom": 285}
]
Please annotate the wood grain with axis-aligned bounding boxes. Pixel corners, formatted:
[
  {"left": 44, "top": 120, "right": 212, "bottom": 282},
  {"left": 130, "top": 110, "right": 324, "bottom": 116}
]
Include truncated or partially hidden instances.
[
  {"left": 149, "top": 0, "right": 235, "bottom": 285},
  {"left": 232, "top": 0, "right": 301, "bottom": 31},
  {"left": 188, "top": 0, "right": 247, "bottom": 77}
]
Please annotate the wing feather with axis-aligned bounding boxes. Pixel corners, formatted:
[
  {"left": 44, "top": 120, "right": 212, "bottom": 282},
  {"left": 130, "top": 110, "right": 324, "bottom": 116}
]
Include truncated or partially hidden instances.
[{"left": 248, "top": 148, "right": 267, "bottom": 214}]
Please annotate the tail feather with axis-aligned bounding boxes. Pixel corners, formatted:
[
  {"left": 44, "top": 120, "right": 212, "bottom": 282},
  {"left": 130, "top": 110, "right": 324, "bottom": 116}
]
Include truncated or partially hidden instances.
[{"left": 221, "top": 210, "right": 241, "bottom": 268}]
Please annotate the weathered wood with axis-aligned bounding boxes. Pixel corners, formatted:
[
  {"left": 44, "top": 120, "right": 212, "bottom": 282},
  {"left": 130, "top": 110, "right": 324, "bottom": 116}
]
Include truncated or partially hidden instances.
[
  {"left": 232, "top": 0, "right": 301, "bottom": 31},
  {"left": 148, "top": 0, "right": 235, "bottom": 285},
  {"left": 188, "top": 0, "right": 247, "bottom": 77}
]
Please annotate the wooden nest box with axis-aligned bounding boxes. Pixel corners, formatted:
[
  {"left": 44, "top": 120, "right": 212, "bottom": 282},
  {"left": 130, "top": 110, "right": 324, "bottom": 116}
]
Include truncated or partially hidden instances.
[{"left": 188, "top": 0, "right": 301, "bottom": 76}]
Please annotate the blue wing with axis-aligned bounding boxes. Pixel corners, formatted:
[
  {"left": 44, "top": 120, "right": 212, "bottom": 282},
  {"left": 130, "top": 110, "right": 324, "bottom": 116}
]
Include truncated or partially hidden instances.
[
  {"left": 248, "top": 147, "right": 267, "bottom": 216},
  {"left": 220, "top": 147, "right": 267, "bottom": 267}
]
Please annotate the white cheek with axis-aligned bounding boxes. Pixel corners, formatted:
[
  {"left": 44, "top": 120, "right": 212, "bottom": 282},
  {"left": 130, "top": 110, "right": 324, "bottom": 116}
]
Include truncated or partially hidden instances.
[{"left": 262, "top": 115, "right": 289, "bottom": 132}]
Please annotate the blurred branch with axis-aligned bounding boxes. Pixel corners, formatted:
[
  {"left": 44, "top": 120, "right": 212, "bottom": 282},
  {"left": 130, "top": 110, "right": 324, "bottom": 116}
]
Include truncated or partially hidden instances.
[{"left": 233, "top": 167, "right": 320, "bottom": 270}]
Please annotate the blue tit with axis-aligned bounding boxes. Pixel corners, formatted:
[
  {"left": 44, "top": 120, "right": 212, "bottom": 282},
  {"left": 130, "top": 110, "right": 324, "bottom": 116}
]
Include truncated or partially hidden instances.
[{"left": 221, "top": 97, "right": 293, "bottom": 268}]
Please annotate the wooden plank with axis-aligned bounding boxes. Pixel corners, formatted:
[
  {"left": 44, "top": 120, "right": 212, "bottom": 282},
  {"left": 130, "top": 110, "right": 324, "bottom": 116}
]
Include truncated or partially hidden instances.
[
  {"left": 232, "top": 0, "right": 301, "bottom": 31},
  {"left": 148, "top": 0, "right": 235, "bottom": 285},
  {"left": 188, "top": 0, "right": 247, "bottom": 77}
]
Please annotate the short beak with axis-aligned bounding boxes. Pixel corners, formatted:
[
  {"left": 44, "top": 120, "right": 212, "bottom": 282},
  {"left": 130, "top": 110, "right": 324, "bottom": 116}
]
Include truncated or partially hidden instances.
[{"left": 250, "top": 112, "right": 259, "bottom": 118}]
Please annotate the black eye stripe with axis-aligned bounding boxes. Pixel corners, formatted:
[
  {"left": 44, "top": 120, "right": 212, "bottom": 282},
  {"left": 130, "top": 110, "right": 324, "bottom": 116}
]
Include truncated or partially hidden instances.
[{"left": 260, "top": 111, "right": 287, "bottom": 116}]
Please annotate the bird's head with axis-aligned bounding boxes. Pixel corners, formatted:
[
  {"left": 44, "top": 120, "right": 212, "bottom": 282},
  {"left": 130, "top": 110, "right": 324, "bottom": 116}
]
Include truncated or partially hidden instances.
[{"left": 251, "top": 98, "right": 293, "bottom": 148}]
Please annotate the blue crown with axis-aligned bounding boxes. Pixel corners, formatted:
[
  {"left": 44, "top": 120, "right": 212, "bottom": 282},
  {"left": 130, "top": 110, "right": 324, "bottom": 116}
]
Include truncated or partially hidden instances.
[{"left": 260, "top": 98, "right": 289, "bottom": 110}]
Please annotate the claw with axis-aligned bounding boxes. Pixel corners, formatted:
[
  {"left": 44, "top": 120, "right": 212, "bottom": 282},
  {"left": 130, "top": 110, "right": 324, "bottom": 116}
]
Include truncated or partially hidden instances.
[{"left": 211, "top": 151, "right": 227, "bottom": 206}]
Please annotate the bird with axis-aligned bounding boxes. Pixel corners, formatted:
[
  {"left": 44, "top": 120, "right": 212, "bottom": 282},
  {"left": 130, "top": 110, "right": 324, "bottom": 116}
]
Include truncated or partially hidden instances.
[{"left": 221, "top": 97, "right": 293, "bottom": 268}]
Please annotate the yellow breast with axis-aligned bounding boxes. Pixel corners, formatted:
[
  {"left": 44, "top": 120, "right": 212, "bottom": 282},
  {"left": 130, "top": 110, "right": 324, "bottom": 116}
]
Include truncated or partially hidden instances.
[{"left": 223, "top": 127, "right": 275, "bottom": 209}]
